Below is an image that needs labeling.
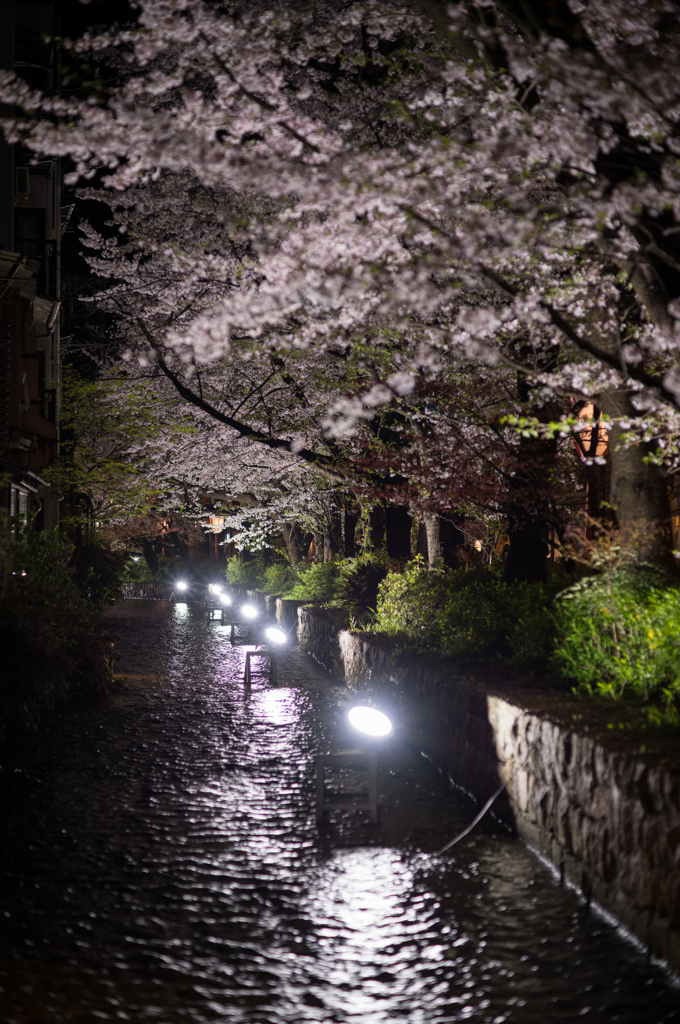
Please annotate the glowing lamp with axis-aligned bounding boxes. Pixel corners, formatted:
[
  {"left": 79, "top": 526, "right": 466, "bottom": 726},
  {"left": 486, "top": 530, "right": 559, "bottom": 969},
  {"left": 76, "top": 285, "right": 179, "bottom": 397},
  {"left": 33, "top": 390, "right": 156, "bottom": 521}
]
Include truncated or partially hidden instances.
[
  {"left": 241, "top": 603, "right": 258, "bottom": 619},
  {"left": 176, "top": 581, "right": 188, "bottom": 591},
  {"left": 348, "top": 706, "right": 392, "bottom": 738},
  {"left": 265, "top": 627, "right": 286, "bottom": 644},
  {"left": 220, "top": 593, "right": 232, "bottom": 605}
]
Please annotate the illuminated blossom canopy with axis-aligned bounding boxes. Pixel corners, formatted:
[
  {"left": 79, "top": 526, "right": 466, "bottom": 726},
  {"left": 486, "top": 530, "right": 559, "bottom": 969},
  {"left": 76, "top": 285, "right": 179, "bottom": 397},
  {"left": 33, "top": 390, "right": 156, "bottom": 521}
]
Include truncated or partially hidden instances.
[{"left": 3, "top": 0, "right": 680, "bottom": 561}]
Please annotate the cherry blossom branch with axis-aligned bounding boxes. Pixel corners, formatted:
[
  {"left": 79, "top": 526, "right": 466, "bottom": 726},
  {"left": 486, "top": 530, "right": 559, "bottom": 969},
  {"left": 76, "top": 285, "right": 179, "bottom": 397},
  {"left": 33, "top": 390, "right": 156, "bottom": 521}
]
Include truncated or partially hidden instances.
[
  {"left": 401, "top": 204, "right": 680, "bottom": 412},
  {"left": 136, "top": 319, "right": 351, "bottom": 480}
]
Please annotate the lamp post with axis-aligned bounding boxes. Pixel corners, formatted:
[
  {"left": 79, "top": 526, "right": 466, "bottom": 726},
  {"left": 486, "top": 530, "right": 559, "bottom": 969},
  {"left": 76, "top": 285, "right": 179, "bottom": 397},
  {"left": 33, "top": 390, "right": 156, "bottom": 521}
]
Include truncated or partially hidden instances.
[
  {"left": 244, "top": 624, "right": 287, "bottom": 686},
  {"left": 316, "top": 704, "right": 393, "bottom": 824},
  {"left": 347, "top": 706, "right": 393, "bottom": 739}
]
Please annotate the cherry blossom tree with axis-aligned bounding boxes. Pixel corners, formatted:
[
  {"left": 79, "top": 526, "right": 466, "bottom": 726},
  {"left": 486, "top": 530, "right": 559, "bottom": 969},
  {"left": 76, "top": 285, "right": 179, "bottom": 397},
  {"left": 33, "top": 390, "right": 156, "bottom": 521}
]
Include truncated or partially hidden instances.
[{"left": 4, "top": 0, "right": 680, "bottom": 567}]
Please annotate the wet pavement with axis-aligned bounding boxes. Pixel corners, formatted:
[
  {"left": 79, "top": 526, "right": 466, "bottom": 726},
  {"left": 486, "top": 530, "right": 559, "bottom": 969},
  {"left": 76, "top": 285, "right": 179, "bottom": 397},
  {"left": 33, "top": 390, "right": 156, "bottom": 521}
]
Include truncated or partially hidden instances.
[{"left": 0, "top": 599, "right": 678, "bottom": 1023}]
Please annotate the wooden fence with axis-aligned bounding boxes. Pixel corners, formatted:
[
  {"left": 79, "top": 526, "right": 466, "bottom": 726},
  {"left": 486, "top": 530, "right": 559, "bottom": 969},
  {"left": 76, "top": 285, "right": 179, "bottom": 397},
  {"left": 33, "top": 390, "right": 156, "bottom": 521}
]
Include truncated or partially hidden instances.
[{"left": 120, "top": 581, "right": 174, "bottom": 601}]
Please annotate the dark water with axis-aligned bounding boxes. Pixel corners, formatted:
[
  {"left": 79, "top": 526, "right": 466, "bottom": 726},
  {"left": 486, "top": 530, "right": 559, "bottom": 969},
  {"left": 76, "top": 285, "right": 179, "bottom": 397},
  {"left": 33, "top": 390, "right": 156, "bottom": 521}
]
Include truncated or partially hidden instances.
[{"left": 0, "top": 601, "right": 678, "bottom": 1024}]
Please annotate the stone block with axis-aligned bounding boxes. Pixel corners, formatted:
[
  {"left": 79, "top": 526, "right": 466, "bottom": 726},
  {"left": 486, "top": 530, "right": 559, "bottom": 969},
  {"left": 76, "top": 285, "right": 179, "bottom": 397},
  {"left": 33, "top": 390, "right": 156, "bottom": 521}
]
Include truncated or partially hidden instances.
[
  {"left": 568, "top": 805, "right": 585, "bottom": 859},
  {"left": 667, "top": 928, "right": 680, "bottom": 970},
  {"left": 647, "top": 911, "right": 670, "bottom": 964},
  {"left": 555, "top": 791, "right": 572, "bottom": 850}
]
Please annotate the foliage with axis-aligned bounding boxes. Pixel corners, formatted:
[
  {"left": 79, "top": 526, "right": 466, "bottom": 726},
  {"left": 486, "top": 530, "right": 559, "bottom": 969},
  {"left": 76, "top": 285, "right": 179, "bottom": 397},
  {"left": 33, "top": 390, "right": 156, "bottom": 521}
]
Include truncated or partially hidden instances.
[
  {"left": 262, "top": 559, "right": 299, "bottom": 594},
  {"left": 121, "top": 555, "right": 162, "bottom": 582},
  {"left": 8, "top": 0, "right": 680, "bottom": 565},
  {"left": 374, "top": 557, "right": 680, "bottom": 701},
  {"left": 47, "top": 367, "right": 188, "bottom": 525},
  {"left": 225, "top": 554, "right": 266, "bottom": 589},
  {"left": 335, "top": 551, "right": 390, "bottom": 616},
  {"left": 72, "top": 540, "right": 127, "bottom": 606},
  {"left": 286, "top": 561, "right": 342, "bottom": 604},
  {"left": 552, "top": 568, "right": 680, "bottom": 702},
  {"left": 7, "top": 0, "right": 680, "bottom": 457},
  {"left": 375, "top": 559, "right": 562, "bottom": 668},
  {"left": 0, "top": 528, "right": 115, "bottom": 745}
]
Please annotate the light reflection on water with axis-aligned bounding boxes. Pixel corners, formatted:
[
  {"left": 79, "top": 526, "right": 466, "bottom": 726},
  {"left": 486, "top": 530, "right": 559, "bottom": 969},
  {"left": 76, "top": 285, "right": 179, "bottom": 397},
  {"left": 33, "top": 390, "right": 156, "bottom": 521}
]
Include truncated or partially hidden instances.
[{"left": 0, "top": 600, "right": 677, "bottom": 1024}]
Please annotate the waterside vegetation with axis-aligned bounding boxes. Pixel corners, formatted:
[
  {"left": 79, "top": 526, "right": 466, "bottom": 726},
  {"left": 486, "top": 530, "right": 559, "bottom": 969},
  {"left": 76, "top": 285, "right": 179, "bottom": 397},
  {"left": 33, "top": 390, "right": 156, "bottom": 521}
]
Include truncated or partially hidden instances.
[{"left": 232, "top": 549, "right": 680, "bottom": 729}]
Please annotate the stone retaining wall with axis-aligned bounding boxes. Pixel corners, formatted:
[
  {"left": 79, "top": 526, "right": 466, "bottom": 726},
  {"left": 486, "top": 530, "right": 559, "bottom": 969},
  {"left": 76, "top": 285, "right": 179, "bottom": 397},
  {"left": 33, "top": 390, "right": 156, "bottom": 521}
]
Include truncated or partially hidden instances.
[{"left": 298, "top": 606, "right": 680, "bottom": 973}]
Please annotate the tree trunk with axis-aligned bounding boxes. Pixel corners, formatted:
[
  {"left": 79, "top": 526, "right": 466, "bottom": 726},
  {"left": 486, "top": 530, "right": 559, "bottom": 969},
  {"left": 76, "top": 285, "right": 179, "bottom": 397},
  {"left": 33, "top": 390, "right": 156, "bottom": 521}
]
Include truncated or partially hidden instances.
[
  {"left": 323, "top": 514, "right": 342, "bottom": 561},
  {"left": 440, "top": 516, "right": 463, "bottom": 568},
  {"left": 142, "top": 538, "right": 158, "bottom": 571},
  {"left": 504, "top": 517, "right": 548, "bottom": 582},
  {"left": 416, "top": 518, "right": 428, "bottom": 558},
  {"left": 368, "top": 505, "right": 386, "bottom": 550},
  {"left": 281, "top": 523, "right": 301, "bottom": 564},
  {"left": 385, "top": 504, "right": 412, "bottom": 559},
  {"left": 344, "top": 508, "right": 359, "bottom": 557},
  {"left": 599, "top": 387, "right": 674, "bottom": 567},
  {"left": 423, "top": 512, "right": 440, "bottom": 567}
]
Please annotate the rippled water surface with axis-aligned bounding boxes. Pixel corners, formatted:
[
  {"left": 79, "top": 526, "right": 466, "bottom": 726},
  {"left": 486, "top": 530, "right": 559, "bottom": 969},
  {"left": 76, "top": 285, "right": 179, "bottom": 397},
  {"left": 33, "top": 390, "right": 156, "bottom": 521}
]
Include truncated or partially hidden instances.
[{"left": 1, "top": 601, "right": 678, "bottom": 1023}]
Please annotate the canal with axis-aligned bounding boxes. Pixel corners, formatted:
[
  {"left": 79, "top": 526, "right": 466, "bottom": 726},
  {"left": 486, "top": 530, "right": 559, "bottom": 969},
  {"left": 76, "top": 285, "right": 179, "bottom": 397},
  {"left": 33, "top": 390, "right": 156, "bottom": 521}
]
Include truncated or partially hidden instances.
[{"left": 0, "top": 600, "right": 678, "bottom": 1023}]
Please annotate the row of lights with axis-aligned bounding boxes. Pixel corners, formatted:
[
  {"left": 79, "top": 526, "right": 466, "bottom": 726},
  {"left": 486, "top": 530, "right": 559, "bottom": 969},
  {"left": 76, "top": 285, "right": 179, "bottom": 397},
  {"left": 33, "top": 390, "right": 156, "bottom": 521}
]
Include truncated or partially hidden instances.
[
  {"left": 177, "top": 581, "right": 288, "bottom": 646},
  {"left": 175, "top": 580, "right": 391, "bottom": 738}
]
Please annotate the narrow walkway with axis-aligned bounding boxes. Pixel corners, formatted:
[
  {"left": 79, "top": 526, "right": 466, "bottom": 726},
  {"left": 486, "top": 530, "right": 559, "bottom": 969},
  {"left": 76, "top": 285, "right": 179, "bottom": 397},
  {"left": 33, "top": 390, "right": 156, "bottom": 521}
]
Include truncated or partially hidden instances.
[{"left": 0, "top": 600, "right": 677, "bottom": 1023}]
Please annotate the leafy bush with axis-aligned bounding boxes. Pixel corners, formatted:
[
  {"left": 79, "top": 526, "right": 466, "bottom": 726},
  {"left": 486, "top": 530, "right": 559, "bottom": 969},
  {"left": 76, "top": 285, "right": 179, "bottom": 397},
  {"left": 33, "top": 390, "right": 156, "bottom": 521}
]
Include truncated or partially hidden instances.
[
  {"left": 225, "top": 554, "right": 266, "bottom": 589},
  {"left": 552, "top": 568, "right": 680, "bottom": 701},
  {"left": 224, "top": 552, "right": 297, "bottom": 592},
  {"left": 262, "top": 560, "right": 298, "bottom": 593},
  {"left": 287, "top": 560, "right": 342, "bottom": 603},
  {"left": 335, "top": 552, "right": 389, "bottom": 615},
  {"left": 0, "top": 529, "right": 115, "bottom": 745},
  {"left": 122, "top": 555, "right": 161, "bottom": 582},
  {"left": 375, "top": 558, "right": 560, "bottom": 667}
]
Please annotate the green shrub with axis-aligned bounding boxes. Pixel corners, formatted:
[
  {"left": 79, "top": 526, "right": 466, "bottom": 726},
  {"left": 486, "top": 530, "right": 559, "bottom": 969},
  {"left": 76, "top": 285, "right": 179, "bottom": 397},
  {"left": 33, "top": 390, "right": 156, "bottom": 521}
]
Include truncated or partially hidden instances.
[
  {"left": 375, "top": 558, "right": 453, "bottom": 648},
  {"left": 335, "top": 551, "right": 389, "bottom": 615},
  {"left": 287, "top": 560, "right": 342, "bottom": 603},
  {"left": 225, "top": 554, "right": 266, "bottom": 589},
  {"left": 375, "top": 558, "right": 559, "bottom": 667},
  {"left": 552, "top": 567, "right": 680, "bottom": 701},
  {"left": 262, "top": 559, "right": 300, "bottom": 594},
  {"left": 121, "top": 555, "right": 161, "bottom": 582}
]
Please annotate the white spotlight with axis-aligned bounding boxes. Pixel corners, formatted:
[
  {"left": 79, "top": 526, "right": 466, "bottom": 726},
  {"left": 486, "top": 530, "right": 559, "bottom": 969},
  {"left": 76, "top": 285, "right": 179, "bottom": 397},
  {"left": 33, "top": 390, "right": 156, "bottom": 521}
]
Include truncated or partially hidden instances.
[
  {"left": 176, "top": 581, "right": 188, "bottom": 591},
  {"left": 241, "top": 603, "right": 258, "bottom": 618},
  {"left": 220, "top": 593, "right": 232, "bottom": 605},
  {"left": 265, "top": 627, "right": 286, "bottom": 644},
  {"left": 348, "top": 706, "right": 392, "bottom": 738}
]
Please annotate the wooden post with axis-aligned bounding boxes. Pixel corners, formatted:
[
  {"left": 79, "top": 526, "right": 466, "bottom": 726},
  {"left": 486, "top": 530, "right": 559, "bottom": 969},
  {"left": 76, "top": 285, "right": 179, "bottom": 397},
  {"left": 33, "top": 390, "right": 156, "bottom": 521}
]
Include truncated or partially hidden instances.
[
  {"left": 243, "top": 648, "right": 277, "bottom": 685},
  {"left": 315, "top": 751, "right": 379, "bottom": 823}
]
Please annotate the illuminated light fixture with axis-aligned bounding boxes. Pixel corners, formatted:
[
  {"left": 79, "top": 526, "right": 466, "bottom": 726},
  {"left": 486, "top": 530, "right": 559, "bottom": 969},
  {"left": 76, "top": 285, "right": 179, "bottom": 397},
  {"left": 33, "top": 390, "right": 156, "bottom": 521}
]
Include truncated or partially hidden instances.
[
  {"left": 348, "top": 706, "right": 392, "bottom": 738},
  {"left": 241, "top": 603, "right": 258, "bottom": 618},
  {"left": 220, "top": 593, "right": 232, "bottom": 605},
  {"left": 176, "top": 581, "right": 188, "bottom": 591},
  {"left": 265, "top": 627, "right": 286, "bottom": 644}
]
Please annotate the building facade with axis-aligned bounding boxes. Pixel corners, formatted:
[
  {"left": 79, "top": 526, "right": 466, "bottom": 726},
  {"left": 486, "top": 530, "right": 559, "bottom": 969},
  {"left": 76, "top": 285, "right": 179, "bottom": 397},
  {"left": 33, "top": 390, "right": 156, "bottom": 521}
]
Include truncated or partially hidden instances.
[{"left": 0, "top": 0, "right": 63, "bottom": 532}]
